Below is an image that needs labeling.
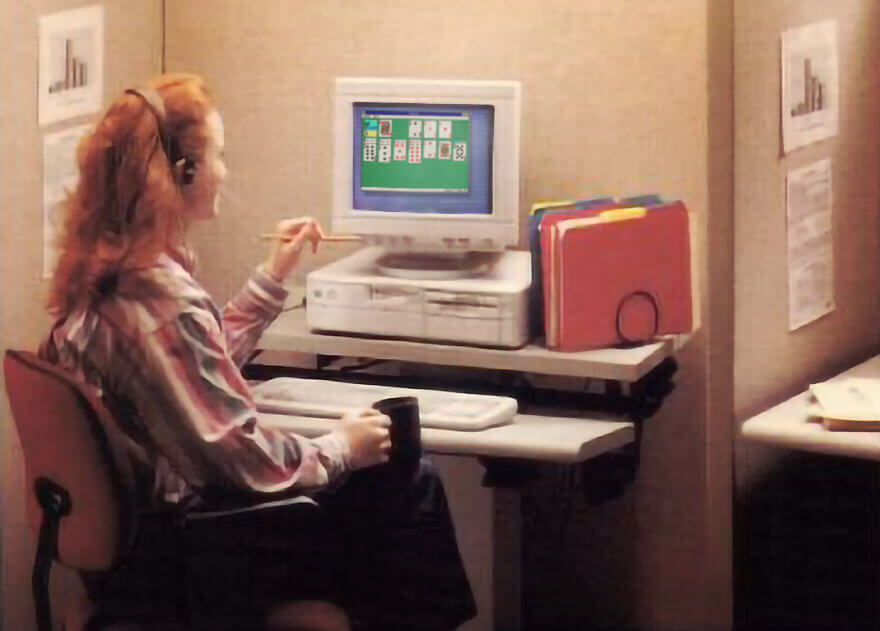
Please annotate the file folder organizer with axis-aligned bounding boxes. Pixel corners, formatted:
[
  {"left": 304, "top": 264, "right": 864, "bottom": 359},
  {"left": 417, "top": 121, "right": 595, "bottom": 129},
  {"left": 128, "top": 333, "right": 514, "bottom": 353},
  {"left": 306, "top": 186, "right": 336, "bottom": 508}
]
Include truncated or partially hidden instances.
[
  {"left": 541, "top": 201, "right": 692, "bottom": 351},
  {"left": 528, "top": 196, "right": 664, "bottom": 339}
]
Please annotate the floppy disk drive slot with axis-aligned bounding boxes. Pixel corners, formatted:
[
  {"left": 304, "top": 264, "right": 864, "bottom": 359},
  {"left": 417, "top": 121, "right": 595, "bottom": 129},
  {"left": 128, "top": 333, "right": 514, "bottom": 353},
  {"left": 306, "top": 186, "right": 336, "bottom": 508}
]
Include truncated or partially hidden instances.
[
  {"left": 425, "top": 291, "right": 501, "bottom": 318},
  {"left": 425, "top": 291, "right": 499, "bottom": 307},
  {"left": 369, "top": 285, "right": 421, "bottom": 310}
]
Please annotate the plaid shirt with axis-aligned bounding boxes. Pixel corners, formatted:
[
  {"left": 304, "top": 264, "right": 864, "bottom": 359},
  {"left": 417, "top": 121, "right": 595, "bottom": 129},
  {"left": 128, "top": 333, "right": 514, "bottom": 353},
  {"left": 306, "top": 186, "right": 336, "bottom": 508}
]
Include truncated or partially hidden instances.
[{"left": 41, "top": 254, "right": 350, "bottom": 507}]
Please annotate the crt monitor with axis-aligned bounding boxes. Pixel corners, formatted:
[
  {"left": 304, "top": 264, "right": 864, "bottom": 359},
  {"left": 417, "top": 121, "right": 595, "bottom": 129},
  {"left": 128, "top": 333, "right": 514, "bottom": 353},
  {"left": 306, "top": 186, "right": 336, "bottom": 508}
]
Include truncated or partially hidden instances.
[{"left": 332, "top": 78, "right": 521, "bottom": 253}]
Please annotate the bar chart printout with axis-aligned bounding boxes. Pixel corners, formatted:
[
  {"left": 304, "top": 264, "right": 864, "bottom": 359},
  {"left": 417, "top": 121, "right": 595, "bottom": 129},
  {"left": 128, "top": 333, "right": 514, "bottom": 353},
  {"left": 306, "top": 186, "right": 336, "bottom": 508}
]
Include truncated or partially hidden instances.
[
  {"left": 39, "top": 5, "right": 104, "bottom": 126},
  {"left": 781, "top": 20, "right": 839, "bottom": 153},
  {"left": 48, "top": 36, "right": 90, "bottom": 94},
  {"left": 791, "top": 58, "right": 825, "bottom": 117}
]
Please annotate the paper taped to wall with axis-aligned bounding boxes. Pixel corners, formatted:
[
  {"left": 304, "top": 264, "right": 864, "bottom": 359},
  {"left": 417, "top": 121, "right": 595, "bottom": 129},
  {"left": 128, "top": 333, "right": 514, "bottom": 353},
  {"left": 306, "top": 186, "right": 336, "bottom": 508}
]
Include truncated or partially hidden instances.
[
  {"left": 38, "top": 5, "right": 104, "bottom": 126},
  {"left": 43, "top": 125, "right": 90, "bottom": 278}
]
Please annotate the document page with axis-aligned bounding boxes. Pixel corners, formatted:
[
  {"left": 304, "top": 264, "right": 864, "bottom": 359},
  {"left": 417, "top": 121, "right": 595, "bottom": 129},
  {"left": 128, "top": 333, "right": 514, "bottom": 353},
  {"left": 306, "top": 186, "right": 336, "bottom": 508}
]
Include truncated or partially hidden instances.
[
  {"left": 781, "top": 20, "right": 839, "bottom": 153},
  {"left": 43, "top": 124, "right": 90, "bottom": 277},
  {"left": 786, "top": 158, "right": 834, "bottom": 330}
]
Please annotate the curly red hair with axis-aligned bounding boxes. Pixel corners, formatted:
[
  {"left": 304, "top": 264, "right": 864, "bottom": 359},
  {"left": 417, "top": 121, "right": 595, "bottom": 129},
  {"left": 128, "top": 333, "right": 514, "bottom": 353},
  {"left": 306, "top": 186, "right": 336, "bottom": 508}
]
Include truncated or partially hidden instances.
[{"left": 48, "top": 73, "right": 214, "bottom": 316}]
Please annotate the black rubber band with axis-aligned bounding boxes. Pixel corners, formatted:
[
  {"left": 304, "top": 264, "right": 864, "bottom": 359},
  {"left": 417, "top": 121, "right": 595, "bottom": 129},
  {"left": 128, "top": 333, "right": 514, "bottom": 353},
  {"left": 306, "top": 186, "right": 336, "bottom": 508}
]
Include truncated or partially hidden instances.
[{"left": 615, "top": 290, "right": 659, "bottom": 345}]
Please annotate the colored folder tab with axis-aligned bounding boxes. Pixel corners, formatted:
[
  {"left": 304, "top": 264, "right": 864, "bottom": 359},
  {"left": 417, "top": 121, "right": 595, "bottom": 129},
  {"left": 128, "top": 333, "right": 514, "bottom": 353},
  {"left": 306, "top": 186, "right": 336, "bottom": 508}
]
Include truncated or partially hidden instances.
[
  {"left": 546, "top": 201, "right": 692, "bottom": 351},
  {"left": 530, "top": 200, "right": 578, "bottom": 215}
]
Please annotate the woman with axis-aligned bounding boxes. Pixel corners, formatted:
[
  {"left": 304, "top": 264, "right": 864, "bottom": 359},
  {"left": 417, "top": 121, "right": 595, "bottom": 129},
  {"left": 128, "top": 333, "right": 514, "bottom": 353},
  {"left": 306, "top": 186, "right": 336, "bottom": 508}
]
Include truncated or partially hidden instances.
[{"left": 41, "top": 73, "right": 475, "bottom": 631}]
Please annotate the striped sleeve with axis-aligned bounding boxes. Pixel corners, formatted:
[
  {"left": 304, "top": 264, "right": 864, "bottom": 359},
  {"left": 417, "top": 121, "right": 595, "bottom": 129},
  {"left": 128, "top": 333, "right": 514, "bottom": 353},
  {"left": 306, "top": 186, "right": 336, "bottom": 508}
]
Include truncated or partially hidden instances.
[
  {"left": 222, "top": 266, "right": 288, "bottom": 367},
  {"left": 135, "top": 305, "right": 351, "bottom": 494}
]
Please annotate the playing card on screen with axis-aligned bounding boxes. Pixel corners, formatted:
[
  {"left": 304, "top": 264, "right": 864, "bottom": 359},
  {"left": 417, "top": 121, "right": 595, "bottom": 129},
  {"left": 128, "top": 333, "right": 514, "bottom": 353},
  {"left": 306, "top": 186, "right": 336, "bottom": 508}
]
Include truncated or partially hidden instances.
[
  {"left": 393, "top": 139, "right": 406, "bottom": 160},
  {"left": 423, "top": 139, "right": 436, "bottom": 159},
  {"left": 378, "top": 138, "right": 391, "bottom": 162},
  {"left": 363, "top": 138, "right": 377, "bottom": 162},
  {"left": 408, "top": 140, "right": 422, "bottom": 163}
]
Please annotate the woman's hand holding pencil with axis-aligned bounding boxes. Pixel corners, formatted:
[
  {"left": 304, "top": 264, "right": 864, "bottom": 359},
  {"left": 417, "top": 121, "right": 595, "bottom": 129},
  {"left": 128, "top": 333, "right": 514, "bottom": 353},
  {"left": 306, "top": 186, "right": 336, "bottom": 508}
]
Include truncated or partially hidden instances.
[{"left": 260, "top": 217, "right": 356, "bottom": 282}]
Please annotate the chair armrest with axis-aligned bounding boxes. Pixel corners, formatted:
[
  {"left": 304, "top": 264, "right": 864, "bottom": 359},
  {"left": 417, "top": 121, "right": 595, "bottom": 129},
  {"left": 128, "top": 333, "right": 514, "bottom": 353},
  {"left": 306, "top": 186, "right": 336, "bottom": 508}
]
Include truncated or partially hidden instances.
[{"left": 182, "top": 494, "right": 318, "bottom": 521}]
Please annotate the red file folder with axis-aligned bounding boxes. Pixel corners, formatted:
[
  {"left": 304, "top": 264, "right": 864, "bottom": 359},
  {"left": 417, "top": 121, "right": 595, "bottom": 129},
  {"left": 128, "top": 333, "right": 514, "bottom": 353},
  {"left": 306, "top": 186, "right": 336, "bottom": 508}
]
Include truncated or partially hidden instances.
[
  {"left": 543, "top": 202, "right": 692, "bottom": 351},
  {"left": 539, "top": 203, "right": 627, "bottom": 346}
]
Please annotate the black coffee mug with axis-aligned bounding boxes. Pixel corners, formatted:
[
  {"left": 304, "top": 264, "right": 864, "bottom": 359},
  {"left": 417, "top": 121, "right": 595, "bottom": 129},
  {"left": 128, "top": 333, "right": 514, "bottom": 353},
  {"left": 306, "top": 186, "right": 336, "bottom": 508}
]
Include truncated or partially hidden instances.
[{"left": 372, "top": 396, "right": 421, "bottom": 469}]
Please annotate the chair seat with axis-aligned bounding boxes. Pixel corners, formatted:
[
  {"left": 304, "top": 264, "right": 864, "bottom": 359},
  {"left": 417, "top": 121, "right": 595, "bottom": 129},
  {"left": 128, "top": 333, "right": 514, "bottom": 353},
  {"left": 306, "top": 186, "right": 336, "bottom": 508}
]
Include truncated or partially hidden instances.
[{"left": 4, "top": 350, "right": 350, "bottom": 631}]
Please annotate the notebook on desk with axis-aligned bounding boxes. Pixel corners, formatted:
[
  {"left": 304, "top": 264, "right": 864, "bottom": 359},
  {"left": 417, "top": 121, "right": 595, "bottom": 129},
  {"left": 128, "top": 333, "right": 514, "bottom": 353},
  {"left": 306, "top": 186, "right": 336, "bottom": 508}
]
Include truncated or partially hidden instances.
[{"left": 808, "top": 377, "right": 880, "bottom": 431}]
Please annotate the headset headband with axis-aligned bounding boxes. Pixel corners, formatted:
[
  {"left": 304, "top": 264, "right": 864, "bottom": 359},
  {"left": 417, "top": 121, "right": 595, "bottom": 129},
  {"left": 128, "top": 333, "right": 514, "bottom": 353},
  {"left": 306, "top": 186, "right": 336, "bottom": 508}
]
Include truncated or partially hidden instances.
[
  {"left": 124, "top": 87, "right": 196, "bottom": 186},
  {"left": 124, "top": 88, "right": 172, "bottom": 159}
]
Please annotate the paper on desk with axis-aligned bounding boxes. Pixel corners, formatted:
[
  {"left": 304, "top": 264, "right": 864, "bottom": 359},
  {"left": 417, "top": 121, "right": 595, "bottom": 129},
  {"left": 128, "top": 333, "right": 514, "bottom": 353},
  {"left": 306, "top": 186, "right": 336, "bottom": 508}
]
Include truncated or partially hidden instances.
[
  {"left": 809, "top": 377, "right": 880, "bottom": 421},
  {"left": 786, "top": 158, "right": 834, "bottom": 331}
]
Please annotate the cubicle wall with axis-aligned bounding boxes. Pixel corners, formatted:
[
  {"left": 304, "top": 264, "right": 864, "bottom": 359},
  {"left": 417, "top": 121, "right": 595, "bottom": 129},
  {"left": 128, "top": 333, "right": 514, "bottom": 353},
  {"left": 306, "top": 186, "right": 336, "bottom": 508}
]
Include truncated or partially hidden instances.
[
  {"left": 165, "top": 2, "right": 733, "bottom": 630},
  {"left": 734, "top": 2, "right": 880, "bottom": 629},
  {"left": 734, "top": 0, "right": 880, "bottom": 451},
  {"left": 734, "top": 1, "right": 880, "bottom": 504},
  {"left": 0, "top": 3, "right": 162, "bottom": 631}
]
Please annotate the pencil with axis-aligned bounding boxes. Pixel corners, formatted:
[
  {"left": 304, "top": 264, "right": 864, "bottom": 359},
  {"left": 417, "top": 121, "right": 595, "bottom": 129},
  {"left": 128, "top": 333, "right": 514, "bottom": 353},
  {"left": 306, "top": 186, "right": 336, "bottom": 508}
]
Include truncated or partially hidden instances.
[{"left": 259, "top": 233, "right": 363, "bottom": 242}]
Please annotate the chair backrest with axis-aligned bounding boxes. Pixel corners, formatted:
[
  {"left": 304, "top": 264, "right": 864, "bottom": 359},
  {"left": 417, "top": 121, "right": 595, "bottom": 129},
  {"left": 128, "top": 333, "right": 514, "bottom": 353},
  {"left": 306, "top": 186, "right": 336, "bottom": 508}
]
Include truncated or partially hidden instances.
[{"left": 3, "top": 350, "right": 134, "bottom": 571}]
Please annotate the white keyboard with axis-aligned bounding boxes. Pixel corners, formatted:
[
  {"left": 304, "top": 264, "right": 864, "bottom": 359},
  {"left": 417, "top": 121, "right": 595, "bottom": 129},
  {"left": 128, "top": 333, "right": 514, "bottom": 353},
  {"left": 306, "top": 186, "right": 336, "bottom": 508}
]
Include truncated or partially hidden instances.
[{"left": 252, "top": 377, "right": 517, "bottom": 431}]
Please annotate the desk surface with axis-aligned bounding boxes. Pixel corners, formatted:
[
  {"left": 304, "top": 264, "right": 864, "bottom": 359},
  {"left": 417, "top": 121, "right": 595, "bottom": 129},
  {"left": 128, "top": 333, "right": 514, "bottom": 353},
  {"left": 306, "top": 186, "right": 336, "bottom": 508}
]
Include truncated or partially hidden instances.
[
  {"left": 260, "top": 411, "right": 635, "bottom": 464},
  {"left": 257, "top": 308, "right": 676, "bottom": 382},
  {"left": 741, "top": 354, "right": 880, "bottom": 461}
]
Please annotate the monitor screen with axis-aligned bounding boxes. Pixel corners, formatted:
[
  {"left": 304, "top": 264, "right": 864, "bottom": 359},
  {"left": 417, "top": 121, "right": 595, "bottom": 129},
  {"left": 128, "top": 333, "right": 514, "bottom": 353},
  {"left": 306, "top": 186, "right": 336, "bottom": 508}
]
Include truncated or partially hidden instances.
[{"left": 352, "top": 103, "right": 494, "bottom": 214}]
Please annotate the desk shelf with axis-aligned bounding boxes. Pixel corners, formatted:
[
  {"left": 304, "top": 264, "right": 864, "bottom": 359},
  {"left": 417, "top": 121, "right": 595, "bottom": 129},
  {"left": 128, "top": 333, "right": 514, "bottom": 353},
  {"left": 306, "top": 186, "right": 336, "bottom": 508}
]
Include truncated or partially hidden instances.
[
  {"left": 257, "top": 308, "right": 675, "bottom": 382},
  {"left": 253, "top": 307, "right": 680, "bottom": 482},
  {"left": 741, "top": 354, "right": 880, "bottom": 461},
  {"left": 259, "top": 412, "right": 635, "bottom": 464}
]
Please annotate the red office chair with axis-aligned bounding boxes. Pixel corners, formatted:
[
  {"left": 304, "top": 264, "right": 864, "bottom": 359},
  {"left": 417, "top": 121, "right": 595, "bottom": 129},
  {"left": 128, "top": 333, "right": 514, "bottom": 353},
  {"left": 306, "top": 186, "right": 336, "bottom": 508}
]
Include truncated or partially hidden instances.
[{"left": 3, "top": 350, "right": 349, "bottom": 631}]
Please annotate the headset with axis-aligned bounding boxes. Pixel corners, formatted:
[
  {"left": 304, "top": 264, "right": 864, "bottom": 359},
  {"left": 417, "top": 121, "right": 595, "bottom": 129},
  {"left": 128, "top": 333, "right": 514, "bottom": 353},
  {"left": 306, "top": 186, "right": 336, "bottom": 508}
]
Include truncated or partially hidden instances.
[
  {"left": 124, "top": 87, "right": 197, "bottom": 186},
  {"left": 94, "top": 88, "right": 201, "bottom": 295}
]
